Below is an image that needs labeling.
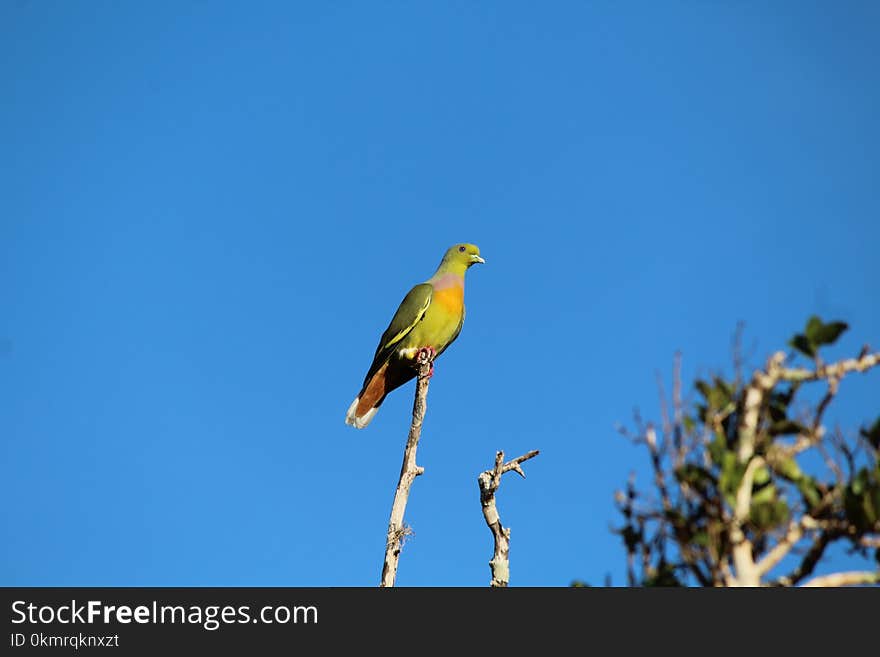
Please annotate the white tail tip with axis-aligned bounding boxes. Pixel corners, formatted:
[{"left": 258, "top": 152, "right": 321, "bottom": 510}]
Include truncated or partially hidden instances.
[{"left": 345, "top": 396, "right": 378, "bottom": 429}]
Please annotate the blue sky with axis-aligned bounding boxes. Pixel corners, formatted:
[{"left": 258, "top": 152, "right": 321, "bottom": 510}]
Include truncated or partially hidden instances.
[{"left": 2, "top": 1, "right": 878, "bottom": 587}]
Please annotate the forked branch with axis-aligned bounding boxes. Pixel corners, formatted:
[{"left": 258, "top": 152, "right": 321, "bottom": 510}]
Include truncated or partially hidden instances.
[{"left": 478, "top": 449, "right": 540, "bottom": 587}]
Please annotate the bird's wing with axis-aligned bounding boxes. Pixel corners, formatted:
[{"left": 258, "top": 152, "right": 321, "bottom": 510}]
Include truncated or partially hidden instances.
[{"left": 362, "top": 283, "right": 433, "bottom": 385}]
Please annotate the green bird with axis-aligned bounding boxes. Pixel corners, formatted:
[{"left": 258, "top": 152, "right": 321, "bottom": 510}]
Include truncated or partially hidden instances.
[{"left": 345, "top": 243, "right": 485, "bottom": 429}]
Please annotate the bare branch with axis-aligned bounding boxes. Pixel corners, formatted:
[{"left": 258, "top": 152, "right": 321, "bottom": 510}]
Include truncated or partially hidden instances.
[
  {"left": 801, "top": 571, "right": 880, "bottom": 588},
  {"left": 738, "top": 352, "right": 785, "bottom": 462},
  {"left": 729, "top": 456, "right": 765, "bottom": 586},
  {"left": 656, "top": 371, "right": 672, "bottom": 441},
  {"left": 756, "top": 515, "right": 819, "bottom": 577},
  {"left": 773, "top": 532, "right": 834, "bottom": 586},
  {"left": 672, "top": 352, "right": 685, "bottom": 468},
  {"left": 499, "top": 450, "right": 540, "bottom": 478},
  {"left": 780, "top": 351, "right": 880, "bottom": 383},
  {"left": 739, "top": 350, "right": 880, "bottom": 463},
  {"left": 731, "top": 321, "right": 746, "bottom": 390},
  {"left": 380, "top": 352, "right": 432, "bottom": 587},
  {"left": 478, "top": 449, "right": 540, "bottom": 587}
]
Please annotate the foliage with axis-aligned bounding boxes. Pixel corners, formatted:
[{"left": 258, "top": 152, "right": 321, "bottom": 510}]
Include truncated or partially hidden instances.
[{"left": 613, "top": 317, "right": 880, "bottom": 587}]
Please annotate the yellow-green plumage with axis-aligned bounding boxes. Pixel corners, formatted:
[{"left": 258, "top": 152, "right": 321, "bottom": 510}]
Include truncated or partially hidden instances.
[{"left": 345, "top": 243, "right": 484, "bottom": 429}]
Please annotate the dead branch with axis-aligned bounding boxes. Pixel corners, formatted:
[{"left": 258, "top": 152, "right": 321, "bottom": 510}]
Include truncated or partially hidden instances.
[
  {"left": 478, "top": 449, "right": 539, "bottom": 587},
  {"left": 379, "top": 351, "right": 432, "bottom": 588}
]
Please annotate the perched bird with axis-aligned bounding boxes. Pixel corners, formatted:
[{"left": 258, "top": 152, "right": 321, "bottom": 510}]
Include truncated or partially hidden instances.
[{"left": 345, "top": 243, "right": 485, "bottom": 429}]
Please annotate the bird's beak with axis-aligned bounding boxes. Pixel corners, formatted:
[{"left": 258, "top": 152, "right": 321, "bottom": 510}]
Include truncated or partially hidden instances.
[{"left": 471, "top": 254, "right": 486, "bottom": 264}]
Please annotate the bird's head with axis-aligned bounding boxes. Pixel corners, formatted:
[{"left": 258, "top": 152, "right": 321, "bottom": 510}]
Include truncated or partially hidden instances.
[{"left": 438, "top": 243, "right": 485, "bottom": 274}]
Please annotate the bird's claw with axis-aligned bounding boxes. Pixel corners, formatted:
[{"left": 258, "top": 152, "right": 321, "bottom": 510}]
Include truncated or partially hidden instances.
[
  {"left": 415, "top": 346, "right": 436, "bottom": 377},
  {"left": 416, "top": 346, "right": 437, "bottom": 363}
]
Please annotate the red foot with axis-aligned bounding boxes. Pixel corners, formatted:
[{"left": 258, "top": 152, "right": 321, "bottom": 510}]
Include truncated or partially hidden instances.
[
  {"left": 415, "top": 346, "right": 436, "bottom": 377},
  {"left": 416, "top": 346, "right": 437, "bottom": 361}
]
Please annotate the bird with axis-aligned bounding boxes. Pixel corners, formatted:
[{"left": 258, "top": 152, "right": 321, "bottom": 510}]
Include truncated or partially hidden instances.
[{"left": 345, "top": 243, "right": 485, "bottom": 429}]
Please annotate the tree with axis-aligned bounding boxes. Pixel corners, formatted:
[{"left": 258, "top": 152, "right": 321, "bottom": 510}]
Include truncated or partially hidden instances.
[{"left": 614, "top": 317, "right": 880, "bottom": 587}]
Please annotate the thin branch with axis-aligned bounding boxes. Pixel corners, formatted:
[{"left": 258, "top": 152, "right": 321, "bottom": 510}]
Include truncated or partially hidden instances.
[
  {"left": 755, "top": 515, "right": 818, "bottom": 577},
  {"left": 739, "top": 350, "right": 880, "bottom": 463},
  {"left": 779, "top": 351, "right": 880, "bottom": 383},
  {"left": 731, "top": 321, "right": 746, "bottom": 390},
  {"left": 656, "top": 372, "right": 672, "bottom": 443},
  {"left": 672, "top": 351, "right": 685, "bottom": 469},
  {"left": 812, "top": 378, "right": 838, "bottom": 435},
  {"left": 801, "top": 571, "right": 880, "bottom": 587},
  {"left": 773, "top": 532, "right": 834, "bottom": 586},
  {"left": 379, "top": 352, "right": 432, "bottom": 588},
  {"left": 477, "top": 449, "right": 540, "bottom": 587},
  {"left": 645, "top": 423, "right": 713, "bottom": 587}
]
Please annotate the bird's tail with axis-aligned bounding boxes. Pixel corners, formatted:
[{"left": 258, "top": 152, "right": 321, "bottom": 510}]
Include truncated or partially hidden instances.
[
  {"left": 344, "top": 362, "right": 389, "bottom": 429},
  {"left": 345, "top": 396, "right": 378, "bottom": 429}
]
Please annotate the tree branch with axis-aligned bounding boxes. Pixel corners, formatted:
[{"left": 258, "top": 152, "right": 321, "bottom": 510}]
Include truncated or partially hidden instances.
[
  {"left": 738, "top": 350, "right": 880, "bottom": 463},
  {"left": 737, "top": 353, "right": 785, "bottom": 462},
  {"left": 779, "top": 351, "right": 880, "bottom": 383},
  {"left": 755, "top": 515, "right": 818, "bottom": 577},
  {"left": 477, "top": 449, "right": 540, "bottom": 587},
  {"left": 729, "top": 456, "right": 765, "bottom": 586},
  {"left": 801, "top": 571, "right": 880, "bottom": 587},
  {"left": 379, "top": 352, "right": 432, "bottom": 588},
  {"left": 772, "top": 532, "right": 834, "bottom": 586}
]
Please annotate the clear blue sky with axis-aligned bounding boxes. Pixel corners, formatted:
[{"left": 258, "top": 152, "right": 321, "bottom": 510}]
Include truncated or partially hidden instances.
[{"left": 2, "top": 1, "right": 878, "bottom": 586}]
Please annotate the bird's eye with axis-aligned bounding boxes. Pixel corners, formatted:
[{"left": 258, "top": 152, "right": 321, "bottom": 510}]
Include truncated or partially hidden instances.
[{"left": 458, "top": 246, "right": 466, "bottom": 252}]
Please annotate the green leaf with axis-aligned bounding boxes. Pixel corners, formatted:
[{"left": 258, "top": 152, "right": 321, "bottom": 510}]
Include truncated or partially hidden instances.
[
  {"left": 861, "top": 482, "right": 880, "bottom": 527},
  {"left": 768, "top": 384, "right": 799, "bottom": 423},
  {"left": 712, "top": 376, "right": 734, "bottom": 405},
  {"left": 769, "top": 420, "right": 808, "bottom": 436},
  {"left": 796, "top": 477, "right": 822, "bottom": 509},
  {"left": 860, "top": 417, "right": 880, "bottom": 450},
  {"left": 719, "top": 452, "right": 744, "bottom": 507},
  {"left": 845, "top": 469, "right": 879, "bottom": 531},
  {"left": 695, "top": 377, "right": 734, "bottom": 411},
  {"left": 750, "top": 499, "right": 789, "bottom": 530},
  {"left": 753, "top": 466, "right": 771, "bottom": 487},
  {"left": 682, "top": 415, "right": 696, "bottom": 433},
  {"left": 812, "top": 320, "right": 849, "bottom": 346},
  {"left": 851, "top": 468, "right": 869, "bottom": 496},
  {"left": 771, "top": 456, "right": 803, "bottom": 482},
  {"left": 708, "top": 432, "right": 727, "bottom": 467},
  {"left": 804, "top": 316, "right": 824, "bottom": 343},
  {"left": 695, "top": 379, "right": 711, "bottom": 401},
  {"left": 675, "top": 464, "right": 716, "bottom": 491},
  {"left": 799, "top": 316, "right": 848, "bottom": 353},
  {"left": 751, "top": 483, "right": 777, "bottom": 505},
  {"left": 788, "top": 334, "right": 816, "bottom": 358}
]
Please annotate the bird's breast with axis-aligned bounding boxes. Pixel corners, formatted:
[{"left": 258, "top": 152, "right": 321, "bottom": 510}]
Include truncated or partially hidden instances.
[{"left": 432, "top": 285, "right": 464, "bottom": 315}]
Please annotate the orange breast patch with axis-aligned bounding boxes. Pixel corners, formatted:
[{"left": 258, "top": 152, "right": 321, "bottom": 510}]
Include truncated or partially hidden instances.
[{"left": 433, "top": 285, "right": 464, "bottom": 314}]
